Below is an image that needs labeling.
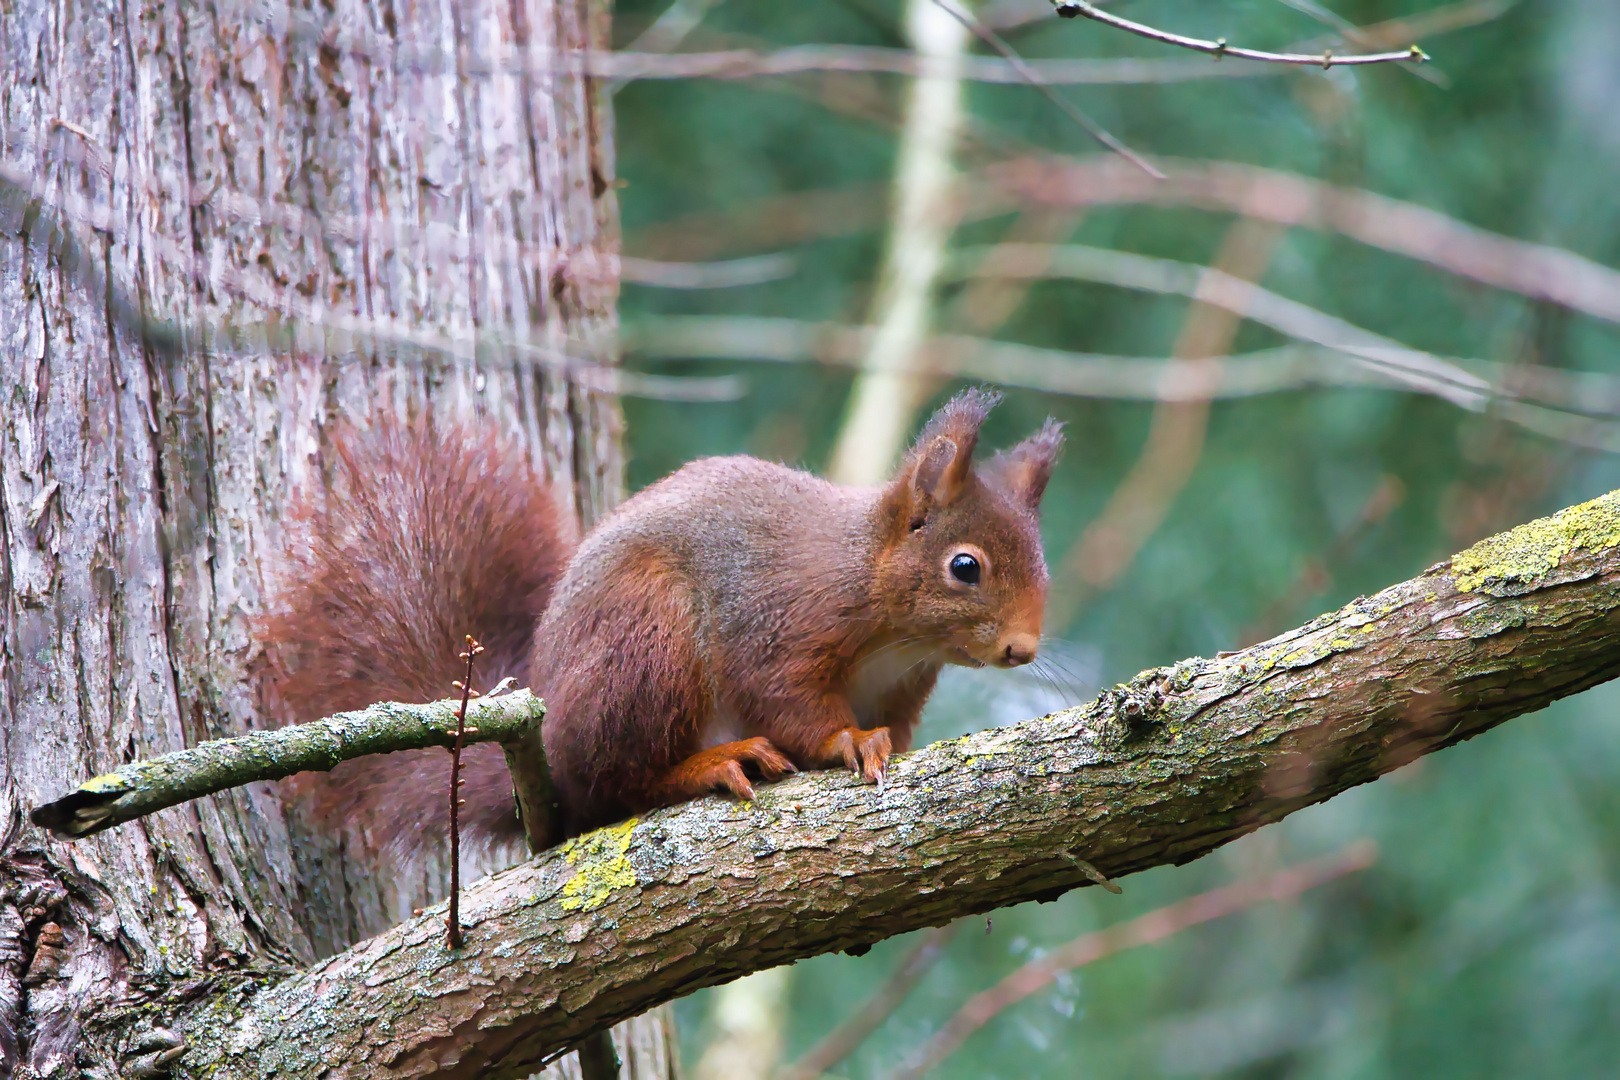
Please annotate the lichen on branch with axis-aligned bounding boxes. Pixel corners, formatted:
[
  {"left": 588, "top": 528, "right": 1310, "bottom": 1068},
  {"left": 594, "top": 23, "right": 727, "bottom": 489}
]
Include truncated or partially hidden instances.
[
  {"left": 29, "top": 691, "right": 545, "bottom": 838},
  {"left": 1450, "top": 489, "right": 1620, "bottom": 594}
]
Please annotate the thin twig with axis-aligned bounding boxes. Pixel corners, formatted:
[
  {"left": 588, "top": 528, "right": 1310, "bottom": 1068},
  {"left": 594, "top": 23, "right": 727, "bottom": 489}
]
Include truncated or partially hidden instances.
[
  {"left": 29, "top": 692, "right": 544, "bottom": 839},
  {"left": 1045, "top": 219, "right": 1284, "bottom": 625},
  {"left": 0, "top": 160, "right": 739, "bottom": 402},
  {"left": 447, "top": 636, "right": 485, "bottom": 950},
  {"left": 1273, "top": 0, "right": 1448, "bottom": 86},
  {"left": 621, "top": 253, "right": 798, "bottom": 288},
  {"left": 776, "top": 923, "right": 961, "bottom": 1080},
  {"left": 624, "top": 314, "right": 1620, "bottom": 451},
  {"left": 1051, "top": 0, "right": 1429, "bottom": 68},
  {"left": 891, "top": 841, "right": 1378, "bottom": 1079},
  {"left": 930, "top": 0, "right": 1164, "bottom": 179},
  {"left": 948, "top": 242, "right": 1599, "bottom": 417},
  {"left": 605, "top": 46, "right": 1289, "bottom": 84},
  {"left": 995, "top": 155, "right": 1620, "bottom": 329}
]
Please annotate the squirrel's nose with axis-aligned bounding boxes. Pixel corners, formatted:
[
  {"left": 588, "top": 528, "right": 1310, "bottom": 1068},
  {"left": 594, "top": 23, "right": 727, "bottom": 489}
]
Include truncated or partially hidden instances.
[{"left": 1000, "top": 634, "right": 1038, "bottom": 667}]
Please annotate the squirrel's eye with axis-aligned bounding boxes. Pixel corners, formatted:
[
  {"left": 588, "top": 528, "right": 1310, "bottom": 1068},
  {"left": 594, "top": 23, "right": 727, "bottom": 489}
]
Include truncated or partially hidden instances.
[{"left": 949, "top": 553, "right": 981, "bottom": 585}]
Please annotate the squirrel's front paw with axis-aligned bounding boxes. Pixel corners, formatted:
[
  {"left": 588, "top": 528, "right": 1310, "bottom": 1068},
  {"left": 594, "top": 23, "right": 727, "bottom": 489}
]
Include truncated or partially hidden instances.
[{"left": 815, "top": 726, "right": 892, "bottom": 784}]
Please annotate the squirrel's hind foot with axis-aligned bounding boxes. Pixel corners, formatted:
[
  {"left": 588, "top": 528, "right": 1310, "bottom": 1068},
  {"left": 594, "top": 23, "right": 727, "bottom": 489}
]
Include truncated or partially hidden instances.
[{"left": 657, "top": 738, "right": 797, "bottom": 803}]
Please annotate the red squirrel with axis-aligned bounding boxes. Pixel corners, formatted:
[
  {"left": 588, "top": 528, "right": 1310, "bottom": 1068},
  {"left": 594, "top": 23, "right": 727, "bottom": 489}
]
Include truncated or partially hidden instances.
[{"left": 262, "top": 389, "right": 1062, "bottom": 852}]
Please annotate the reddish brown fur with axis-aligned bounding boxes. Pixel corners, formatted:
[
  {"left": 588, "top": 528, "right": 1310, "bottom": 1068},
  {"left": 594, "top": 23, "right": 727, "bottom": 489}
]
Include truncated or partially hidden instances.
[
  {"left": 259, "top": 418, "right": 566, "bottom": 856},
  {"left": 534, "top": 388, "right": 1063, "bottom": 832},
  {"left": 261, "top": 391, "right": 1063, "bottom": 851}
]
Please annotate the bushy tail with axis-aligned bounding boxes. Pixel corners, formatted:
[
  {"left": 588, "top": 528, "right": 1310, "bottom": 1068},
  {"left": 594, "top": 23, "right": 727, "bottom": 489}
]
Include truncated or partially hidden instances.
[{"left": 259, "top": 418, "right": 569, "bottom": 856}]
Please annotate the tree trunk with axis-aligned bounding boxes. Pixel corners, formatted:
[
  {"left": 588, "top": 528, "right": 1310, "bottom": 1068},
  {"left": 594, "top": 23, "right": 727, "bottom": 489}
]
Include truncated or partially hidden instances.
[{"left": 0, "top": 0, "right": 675, "bottom": 1076}]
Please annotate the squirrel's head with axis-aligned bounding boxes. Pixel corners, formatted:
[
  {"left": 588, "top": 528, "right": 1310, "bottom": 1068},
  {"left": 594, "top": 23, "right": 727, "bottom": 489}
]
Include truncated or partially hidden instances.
[{"left": 873, "top": 389, "right": 1064, "bottom": 670}]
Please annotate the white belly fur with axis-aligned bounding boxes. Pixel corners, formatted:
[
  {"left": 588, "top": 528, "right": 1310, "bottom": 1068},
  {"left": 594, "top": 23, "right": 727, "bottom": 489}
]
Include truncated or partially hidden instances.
[
  {"left": 847, "top": 640, "right": 946, "bottom": 727},
  {"left": 695, "top": 641, "right": 946, "bottom": 747}
]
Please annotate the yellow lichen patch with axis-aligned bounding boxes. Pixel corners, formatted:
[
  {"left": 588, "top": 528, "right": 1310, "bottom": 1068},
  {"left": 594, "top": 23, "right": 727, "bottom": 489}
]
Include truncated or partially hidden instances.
[
  {"left": 558, "top": 818, "right": 638, "bottom": 912},
  {"left": 80, "top": 772, "right": 131, "bottom": 794},
  {"left": 1451, "top": 490, "right": 1620, "bottom": 592}
]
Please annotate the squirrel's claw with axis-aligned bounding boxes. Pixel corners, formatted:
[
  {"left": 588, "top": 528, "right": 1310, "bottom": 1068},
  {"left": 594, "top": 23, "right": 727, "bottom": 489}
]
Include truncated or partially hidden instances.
[
  {"left": 738, "top": 737, "right": 798, "bottom": 781},
  {"left": 715, "top": 761, "right": 756, "bottom": 801},
  {"left": 814, "top": 726, "right": 892, "bottom": 785}
]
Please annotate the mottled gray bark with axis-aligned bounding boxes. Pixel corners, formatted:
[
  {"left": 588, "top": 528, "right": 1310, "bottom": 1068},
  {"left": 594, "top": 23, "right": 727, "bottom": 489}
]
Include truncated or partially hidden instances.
[
  {"left": 129, "top": 490, "right": 1620, "bottom": 1078},
  {"left": 1, "top": 0, "right": 675, "bottom": 1076}
]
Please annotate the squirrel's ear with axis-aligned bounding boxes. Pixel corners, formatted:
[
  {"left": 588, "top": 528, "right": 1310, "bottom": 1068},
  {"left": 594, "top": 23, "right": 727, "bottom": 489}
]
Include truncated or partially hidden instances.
[
  {"left": 911, "top": 436, "right": 964, "bottom": 507},
  {"left": 987, "top": 419, "right": 1065, "bottom": 512},
  {"left": 883, "top": 388, "right": 1001, "bottom": 529},
  {"left": 901, "top": 388, "right": 1000, "bottom": 510}
]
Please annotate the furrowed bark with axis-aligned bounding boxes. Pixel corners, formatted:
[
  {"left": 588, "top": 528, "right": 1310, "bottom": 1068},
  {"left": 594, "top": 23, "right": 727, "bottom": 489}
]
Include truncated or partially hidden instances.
[
  {"left": 157, "top": 489, "right": 1620, "bottom": 1079},
  {"left": 0, "top": 0, "right": 680, "bottom": 1074}
]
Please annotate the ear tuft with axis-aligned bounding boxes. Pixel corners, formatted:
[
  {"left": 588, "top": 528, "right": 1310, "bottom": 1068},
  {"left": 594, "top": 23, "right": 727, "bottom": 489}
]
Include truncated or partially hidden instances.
[
  {"left": 987, "top": 418, "right": 1065, "bottom": 511},
  {"left": 904, "top": 387, "right": 1001, "bottom": 496},
  {"left": 913, "top": 388, "right": 1001, "bottom": 460},
  {"left": 884, "top": 389, "right": 1002, "bottom": 529}
]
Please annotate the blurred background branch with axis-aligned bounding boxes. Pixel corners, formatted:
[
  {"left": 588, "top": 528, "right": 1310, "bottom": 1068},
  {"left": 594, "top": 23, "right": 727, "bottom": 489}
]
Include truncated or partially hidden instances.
[
  {"left": 826, "top": 0, "right": 969, "bottom": 485},
  {"left": 891, "top": 843, "right": 1379, "bottom": 1080}
]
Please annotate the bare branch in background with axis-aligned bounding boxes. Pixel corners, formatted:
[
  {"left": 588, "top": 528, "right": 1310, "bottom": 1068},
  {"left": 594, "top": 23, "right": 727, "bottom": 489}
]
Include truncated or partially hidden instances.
[
  {"left": 931, "top": 0, "right": 1163, "bottom": 178},
  {"left": 891, "top": 843, "right": 1378, "bottom": 1080},
  {"left": 0, "top": 159, "right": 738, "bottom": 402},
  {"left": 1273, "top": 0, "right": 1449, "bottom": 86},
  {"left": 990, "top": 0, "right": 1507, "bottom": 37},
  {"left": 606, "top": 46, "right": 1292, "bottom": 84},
  {"left": 827, "top": 0, "right": 969, "bottom": 486},
  {"left": 951, "top": 242, "right": 1608, "bottom": 420},
  {"left": 622, "top": 0, "right": 731, "bottom": 54},
  {"left": 630, "top": 157, "right": 1620, "bottom": 336},
  {"left": 607, "top": 0, "right": 731, "bottom": 101},
  {"left": 777, "top": 924, "right": 960, "bottom": 1080},
  {"left": 1047, "top": 219, "right": 1286, "bottom": 626},
  {"left": 623, "top": 313, "right": 1620, "bottom": 451},
  {"left": 946, "top": 207, "right": 1086, "bottom": 335},
  {"left": 621, "top": 253, "right": 798, "bottom": 288},
  {"left": 1051, "top": 0, "right": 1429, "bottom": 68},
  {"left": 994, "top": 156, "right": 1620, "bottom": 327},
  {"left": 630, "top": 180, "right": 907, "bottom": 265},
  {"left": 626, "top": 315, "right": 1354, "bottom": 396}
]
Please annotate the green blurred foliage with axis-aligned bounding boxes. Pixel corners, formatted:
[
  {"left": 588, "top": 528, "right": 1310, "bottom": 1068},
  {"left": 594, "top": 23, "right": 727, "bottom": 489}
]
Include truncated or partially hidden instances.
[{"left": 609, "top": 0, "right": 1620, "bottom": 1075}]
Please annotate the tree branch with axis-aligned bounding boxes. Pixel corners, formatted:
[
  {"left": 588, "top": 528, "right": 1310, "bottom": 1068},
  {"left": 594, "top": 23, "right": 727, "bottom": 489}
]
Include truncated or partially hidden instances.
[
  {"left": 992, "top": 156, "right": 1620, "bottom": 328},
  {"left": 28, "top": 691, "right": 544, "bottom": 839},
  {"left": 1051, "top": 0, "right": 1430, "bottom": 68},
  {"left": 622, "top": 314, "right": 1620, "bottom": 451},
  {"left": 161, "top": 488, "right": 1620, "bottom": 1079}
]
